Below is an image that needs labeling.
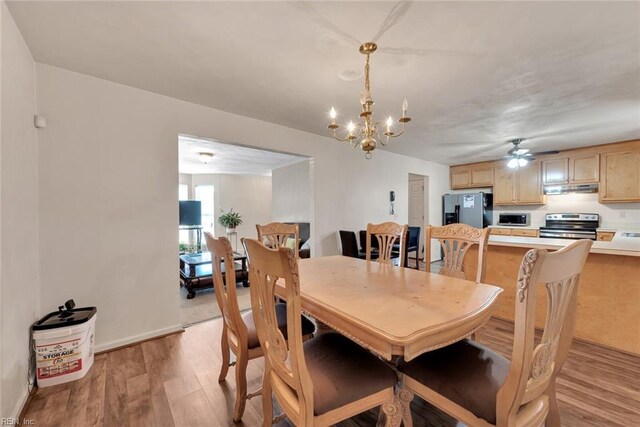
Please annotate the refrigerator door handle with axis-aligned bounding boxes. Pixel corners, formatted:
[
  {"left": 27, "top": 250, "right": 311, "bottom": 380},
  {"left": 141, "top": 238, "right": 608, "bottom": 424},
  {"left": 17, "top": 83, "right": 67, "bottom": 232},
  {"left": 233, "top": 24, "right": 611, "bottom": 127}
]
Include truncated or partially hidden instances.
[{"left": 455, "top": 204, "right": 460, "bottom": 223}]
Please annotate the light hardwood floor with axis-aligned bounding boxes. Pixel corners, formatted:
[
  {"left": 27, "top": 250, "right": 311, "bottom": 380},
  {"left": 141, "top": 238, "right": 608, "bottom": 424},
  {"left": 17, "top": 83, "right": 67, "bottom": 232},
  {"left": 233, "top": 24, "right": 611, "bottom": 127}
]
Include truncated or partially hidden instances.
[{"left": 22, "top": 315, "right": 639, "bottom": 426}]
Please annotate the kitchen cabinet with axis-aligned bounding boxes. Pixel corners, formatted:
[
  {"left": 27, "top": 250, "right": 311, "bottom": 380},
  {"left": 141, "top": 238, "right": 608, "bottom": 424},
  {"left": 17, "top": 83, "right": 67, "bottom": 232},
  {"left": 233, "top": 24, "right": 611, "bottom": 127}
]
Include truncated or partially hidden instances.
[
  {"left": 450, "top": 164, "right": 494, "bottom": 189},
  {"left": 600, "top": 150, "right": 640, "bottom": 203},
  {"left": 570, "top": 153, "right": 599, "bottom": 183},
  {"left": 494, "top": 162, "right": 544, "bottom": 205},
  {"left": 489, "top": 227, "right": 539, "bottom": 237},
  {"left": 542, "top": 158, "right": 569, "bottom": 184},
  {"left": 542, "top": 154, "right": 599, "bottom": 185},
  {"left": 596, "top": 231, "right": 616, "bottom": 242}
]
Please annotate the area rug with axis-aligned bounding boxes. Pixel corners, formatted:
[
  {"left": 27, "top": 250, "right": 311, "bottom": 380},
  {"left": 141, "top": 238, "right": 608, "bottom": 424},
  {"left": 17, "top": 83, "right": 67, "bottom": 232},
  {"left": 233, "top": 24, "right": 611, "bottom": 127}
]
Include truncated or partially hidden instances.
[{"left": 180, "top": 285, "right": 252, "bottom": 327}]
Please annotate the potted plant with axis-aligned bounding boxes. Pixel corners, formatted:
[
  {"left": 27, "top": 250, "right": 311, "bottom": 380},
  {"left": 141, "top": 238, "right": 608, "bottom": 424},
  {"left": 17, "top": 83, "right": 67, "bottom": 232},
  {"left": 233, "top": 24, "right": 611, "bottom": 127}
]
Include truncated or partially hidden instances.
[{"left": 218, "top": 208, "right": 242, "bottom": 233}]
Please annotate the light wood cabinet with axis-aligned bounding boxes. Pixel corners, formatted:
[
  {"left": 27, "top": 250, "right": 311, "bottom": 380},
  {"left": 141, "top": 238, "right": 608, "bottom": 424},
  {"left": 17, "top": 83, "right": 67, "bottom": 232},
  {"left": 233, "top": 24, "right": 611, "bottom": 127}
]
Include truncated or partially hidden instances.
[
  {"left": 450, "top": 164, "right": 494, "bottom": 189},
  {"left": 543, "top": 158, "right": 569, "bottom": 184},
  {"left": 494, "top": 162, "right": 544, "bottom": 205},
  {"left": 489, "top": 228, "right": 539, "bottom": 237},
  {"left": 489, "top": 228, "right": 512, "bottom": 236},
  {"left": 596, "top": 231, "right": 616, "bottom": 242},
  {"left": 493, "top": 166, "right": 516, "bottom": 204},
  {"left": 542, "top": 154, "right": 599, "bottom": 185},
  {"left": 510, "top": 228, "right": 539, "bottom": 237},
  {"left": 600, "top": 150, "right": 640, "bottom": 203},
  {"left": 570, "top": 154, "right": 599, "bottom": 183}
]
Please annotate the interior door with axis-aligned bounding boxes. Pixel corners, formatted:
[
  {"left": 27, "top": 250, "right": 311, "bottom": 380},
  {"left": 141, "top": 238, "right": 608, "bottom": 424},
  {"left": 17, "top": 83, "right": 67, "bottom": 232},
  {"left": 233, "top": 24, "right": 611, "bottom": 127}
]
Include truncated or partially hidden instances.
[{"left": 409, "top": 176, "right": 425, "bottom": 260}]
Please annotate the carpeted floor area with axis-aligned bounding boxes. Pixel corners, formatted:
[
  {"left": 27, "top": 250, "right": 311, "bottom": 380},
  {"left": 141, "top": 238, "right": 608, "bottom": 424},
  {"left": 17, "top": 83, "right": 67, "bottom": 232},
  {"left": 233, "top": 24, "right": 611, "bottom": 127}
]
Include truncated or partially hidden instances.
[{"left": 179, "top": 285, "right": 252, "bottom": 327}]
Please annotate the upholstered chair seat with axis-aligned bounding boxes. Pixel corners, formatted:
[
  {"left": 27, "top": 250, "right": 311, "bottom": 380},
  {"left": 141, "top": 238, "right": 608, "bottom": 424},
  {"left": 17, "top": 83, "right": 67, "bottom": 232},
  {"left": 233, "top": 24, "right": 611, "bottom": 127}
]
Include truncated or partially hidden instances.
[
  {"left": 304, "top": 333, "right": 398, "bottom": 415},
  {"left": 243, "top": 303, "right": 316, "bottom": 349},
  {"left": 398, "top": 339, "right": 510, "bottom": 424}
]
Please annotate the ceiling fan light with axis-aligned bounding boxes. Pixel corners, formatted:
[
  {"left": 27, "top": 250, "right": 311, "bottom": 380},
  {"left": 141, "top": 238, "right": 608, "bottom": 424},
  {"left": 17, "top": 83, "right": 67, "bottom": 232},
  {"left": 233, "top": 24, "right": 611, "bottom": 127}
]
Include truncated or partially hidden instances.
[
  {"left": 507, "top": 158, "right": 519, "bottom": 169},
  {"left": 198, "top": 152, "right": 214, "bottom": 164},
  {"left": 518, "top": 157, "right": 528, "bottom": 167}
]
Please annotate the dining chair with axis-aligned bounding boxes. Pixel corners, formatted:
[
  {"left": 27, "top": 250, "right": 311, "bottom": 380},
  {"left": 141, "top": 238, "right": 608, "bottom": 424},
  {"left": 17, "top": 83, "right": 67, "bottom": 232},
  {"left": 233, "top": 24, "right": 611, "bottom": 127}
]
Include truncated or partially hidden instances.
[
  {"left": 204, "top": 232, "right": 315, "bottom": 422},
  {"left": 256, "top": 222, "right": 300, "bottom": 259},
  {"left": 398, "top": 239, "right": 593, "bottom": 427},
  {"left": 339, "top": 230, "right": 366, "bottom": 259},
  {"left": 243, "top": 238, "right": 402, "bottom": 427},
  {"left": 425, "top": 223, "right": 490, "bottom": 283},
  {"left": 406, "top": 226, "right": 421, "bottom": 269},
  {"left": 366, "top": 222, "right": 409, "bottom": 267}
]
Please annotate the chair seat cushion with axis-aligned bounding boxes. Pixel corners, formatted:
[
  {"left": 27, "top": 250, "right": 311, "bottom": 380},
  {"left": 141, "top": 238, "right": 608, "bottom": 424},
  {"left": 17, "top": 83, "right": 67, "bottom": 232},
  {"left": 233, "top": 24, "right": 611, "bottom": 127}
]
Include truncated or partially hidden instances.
[
  {"left": 397, "top": 339, "right": 510, "bottom": 424},
  {"left": 304, "top": 333, "right": 398, "bottom": 416},
  {"left": 242, "top": 303, "right": 316, "bottom": 349}
]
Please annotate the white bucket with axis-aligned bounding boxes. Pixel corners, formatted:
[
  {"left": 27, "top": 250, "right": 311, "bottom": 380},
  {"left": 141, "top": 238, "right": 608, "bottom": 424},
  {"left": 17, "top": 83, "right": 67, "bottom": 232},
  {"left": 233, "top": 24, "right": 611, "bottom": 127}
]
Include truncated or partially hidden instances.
[{"left": 33, "top": 314, "right": 96, "bottom": 387}]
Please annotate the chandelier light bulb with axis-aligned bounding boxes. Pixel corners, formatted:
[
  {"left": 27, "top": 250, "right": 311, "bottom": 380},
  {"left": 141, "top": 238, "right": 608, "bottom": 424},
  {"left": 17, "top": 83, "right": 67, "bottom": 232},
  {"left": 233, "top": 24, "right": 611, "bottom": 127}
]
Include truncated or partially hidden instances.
[
  {"left": 402, "top": 98, "right": 408, "bottom": 116},
  {"left": 347, "top": 121, "right": 355, "bottom": 133},
  {"left": 329, "top": 107, "right": 337, "bottom": 119},
  {"left": 386, "top": 116, "right": 393, "bottom": 132}
]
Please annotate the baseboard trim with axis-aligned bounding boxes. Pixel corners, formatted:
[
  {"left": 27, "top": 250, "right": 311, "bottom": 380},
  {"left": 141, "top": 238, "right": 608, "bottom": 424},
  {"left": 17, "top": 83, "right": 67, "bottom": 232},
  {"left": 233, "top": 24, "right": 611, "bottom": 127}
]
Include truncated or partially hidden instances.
[
  {"left": 10, "top": 387, "right": 30, "bottom": 421},
  {"left": 95, "top": 324, "right": 184, "bottom": 354}
]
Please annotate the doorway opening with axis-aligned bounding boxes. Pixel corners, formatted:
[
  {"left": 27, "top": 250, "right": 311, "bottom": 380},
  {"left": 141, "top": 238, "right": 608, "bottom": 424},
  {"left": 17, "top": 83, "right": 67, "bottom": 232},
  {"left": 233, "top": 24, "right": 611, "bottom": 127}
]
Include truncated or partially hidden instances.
[
  {"left": 408, "top": 173, "right": 428, "bottom": 269},
  {"left": 177, "top": 134, "right": 313, "bottom": 327}
]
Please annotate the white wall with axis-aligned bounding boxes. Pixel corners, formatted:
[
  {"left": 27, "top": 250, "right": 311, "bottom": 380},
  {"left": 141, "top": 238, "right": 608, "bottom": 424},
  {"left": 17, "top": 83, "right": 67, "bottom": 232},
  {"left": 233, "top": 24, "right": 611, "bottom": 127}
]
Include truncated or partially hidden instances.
[
  {"left": 272, "top": 160, "right": 311, "bottom": 223},
  {"left": 35, "top": 63, "right": 450, "bottom": 353},
  {"left": 189, "top": 173, "right": 272, "bottom": 249},
  {"left": 1, "top": 2, "right": 39, "bottom": 418}
]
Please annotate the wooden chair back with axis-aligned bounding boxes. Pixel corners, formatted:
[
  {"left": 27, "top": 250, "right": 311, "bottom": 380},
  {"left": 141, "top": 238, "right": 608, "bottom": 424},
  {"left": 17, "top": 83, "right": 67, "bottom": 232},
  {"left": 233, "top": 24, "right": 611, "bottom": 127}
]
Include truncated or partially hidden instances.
[
  {"left": 425, "top": 224, "right": 490, "bottom": 283},
  {"left": 365, "top": 222, "right": 408, "bottom": 267},
  {"left": 243, "top": 238, "right": 313, "bottom": 424},
  {"left": 204, "top": 232, "right": 246, "bottom": 341},
  {"left": 496, "top": 239, "right": 592, "bottom": 425},
  {"left": 256, "top": 222, "right": 300, "bottom": 259}
]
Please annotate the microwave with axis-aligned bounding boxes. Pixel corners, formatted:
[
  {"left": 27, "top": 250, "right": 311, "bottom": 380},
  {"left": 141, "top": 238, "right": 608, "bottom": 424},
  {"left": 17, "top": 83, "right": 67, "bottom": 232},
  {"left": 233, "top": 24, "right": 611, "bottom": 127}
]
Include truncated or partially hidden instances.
[{"left": 498, "top": 213, "right": 530, "bottom": 226}]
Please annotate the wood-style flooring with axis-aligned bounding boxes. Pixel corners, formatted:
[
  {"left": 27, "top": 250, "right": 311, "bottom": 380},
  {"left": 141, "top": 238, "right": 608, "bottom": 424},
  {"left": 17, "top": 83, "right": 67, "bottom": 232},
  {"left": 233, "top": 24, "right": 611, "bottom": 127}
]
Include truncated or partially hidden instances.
[{"left": 22, "top": 315, "right": 640, "bottom": 426}]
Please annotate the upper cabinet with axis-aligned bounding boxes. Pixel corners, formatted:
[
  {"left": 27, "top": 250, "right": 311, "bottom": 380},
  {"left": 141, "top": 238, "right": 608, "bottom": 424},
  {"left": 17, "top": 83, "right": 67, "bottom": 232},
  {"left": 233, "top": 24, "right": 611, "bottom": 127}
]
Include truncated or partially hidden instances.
[
  {"left": 449, "top": 140, "right": 640, "bottom": 204},
  {"left": 450, "top": 164, "right": 494, "bottom": 189},
  {"left": 542, "top": 154, "right": 599, "bottom": 185},
  {"left": 542, "top": 158, "right": 569, "bottom": 184},
  {"left": 600, "top": 150, "right": 640, "bottom": 203},
  {"left": 494, "top": 161, "right": 544, "bottom": 205},
  {"left": 570, "top": 154, "right": 599, "bottom": 183}
]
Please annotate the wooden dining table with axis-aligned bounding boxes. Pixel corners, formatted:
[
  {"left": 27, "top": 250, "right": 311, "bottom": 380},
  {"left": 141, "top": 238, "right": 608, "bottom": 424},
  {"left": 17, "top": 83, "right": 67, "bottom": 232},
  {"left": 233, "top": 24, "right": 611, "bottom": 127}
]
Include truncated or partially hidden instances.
[{"left": 275, "top": 255, "right": 503, "bottom": 362}]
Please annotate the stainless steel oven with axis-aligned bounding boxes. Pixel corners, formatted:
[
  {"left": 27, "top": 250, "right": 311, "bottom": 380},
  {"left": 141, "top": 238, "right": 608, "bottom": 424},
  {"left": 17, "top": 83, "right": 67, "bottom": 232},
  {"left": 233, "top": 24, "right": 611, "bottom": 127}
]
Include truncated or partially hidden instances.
[{"left": 538, "top": 213, "right": 599, "bottom": 240}]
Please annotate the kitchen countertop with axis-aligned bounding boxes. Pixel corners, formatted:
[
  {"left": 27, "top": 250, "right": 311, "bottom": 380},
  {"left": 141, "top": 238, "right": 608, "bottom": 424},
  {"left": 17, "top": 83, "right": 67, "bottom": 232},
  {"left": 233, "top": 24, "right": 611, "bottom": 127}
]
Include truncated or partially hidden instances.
[{"left": 488, "top": 234, "right": 640, "bottom": 257}]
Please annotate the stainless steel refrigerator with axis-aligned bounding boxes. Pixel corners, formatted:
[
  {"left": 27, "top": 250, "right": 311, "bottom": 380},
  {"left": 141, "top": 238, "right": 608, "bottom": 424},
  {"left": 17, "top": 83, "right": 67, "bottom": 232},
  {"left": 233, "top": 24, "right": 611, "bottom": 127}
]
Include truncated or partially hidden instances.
[{"left": 443, "top": 192, "right": 493, "bottom": 228}]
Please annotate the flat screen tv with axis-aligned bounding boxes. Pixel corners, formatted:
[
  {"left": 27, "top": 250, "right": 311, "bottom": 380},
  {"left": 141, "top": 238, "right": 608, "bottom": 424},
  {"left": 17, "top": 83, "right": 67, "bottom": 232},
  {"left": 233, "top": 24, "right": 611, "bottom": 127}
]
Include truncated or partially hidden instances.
[{"left": 179, "top": 201, "right": 202, "bottom": 226}]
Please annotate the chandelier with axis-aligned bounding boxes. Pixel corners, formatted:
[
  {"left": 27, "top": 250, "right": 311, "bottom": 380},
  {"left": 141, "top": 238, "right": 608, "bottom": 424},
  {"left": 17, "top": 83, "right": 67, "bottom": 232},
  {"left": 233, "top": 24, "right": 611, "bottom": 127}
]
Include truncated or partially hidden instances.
[{"left": 328, "top": 42, "right": 411, "bottom": 159}]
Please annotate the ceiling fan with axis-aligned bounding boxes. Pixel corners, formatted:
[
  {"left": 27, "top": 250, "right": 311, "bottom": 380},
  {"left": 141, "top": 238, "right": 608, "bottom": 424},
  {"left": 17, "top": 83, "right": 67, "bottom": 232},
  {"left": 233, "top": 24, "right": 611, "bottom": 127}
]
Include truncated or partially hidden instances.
[
  {"left": 505, "top": 138, "right": 531, "bottom": 168},
  {"left": 504, "top": 138, "right": 559, "bottom": 169}
]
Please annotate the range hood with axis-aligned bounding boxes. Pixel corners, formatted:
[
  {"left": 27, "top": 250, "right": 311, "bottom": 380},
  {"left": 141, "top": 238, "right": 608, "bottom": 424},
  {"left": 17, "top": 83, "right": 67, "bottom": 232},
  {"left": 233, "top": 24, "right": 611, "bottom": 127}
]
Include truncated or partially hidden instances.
[{"left": 543, "top": 183, "right": 598, "bottom": 195}]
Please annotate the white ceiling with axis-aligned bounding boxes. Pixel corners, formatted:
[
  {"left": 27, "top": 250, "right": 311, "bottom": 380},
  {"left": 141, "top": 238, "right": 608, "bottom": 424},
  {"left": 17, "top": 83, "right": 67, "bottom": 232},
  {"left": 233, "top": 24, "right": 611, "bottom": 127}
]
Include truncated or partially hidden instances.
[
  {"left": 7, "top": 1, "right": 640, "bottom": 165},
  {"left": 178, "top": 135, "right": 306, "bottom": 175}
]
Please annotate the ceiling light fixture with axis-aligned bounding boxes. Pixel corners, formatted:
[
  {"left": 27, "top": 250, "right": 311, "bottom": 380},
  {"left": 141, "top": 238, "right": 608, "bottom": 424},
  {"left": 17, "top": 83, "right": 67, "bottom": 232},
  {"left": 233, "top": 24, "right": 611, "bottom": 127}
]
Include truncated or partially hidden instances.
[
  {"left": 327, "top": 42, "right": 411, "bottom": 159},
  {"left": 506, "top": 138, "right": 532, "bottom": 169},
  {"left": 198, "top": 152, "right": 214, "bottom": 164}
]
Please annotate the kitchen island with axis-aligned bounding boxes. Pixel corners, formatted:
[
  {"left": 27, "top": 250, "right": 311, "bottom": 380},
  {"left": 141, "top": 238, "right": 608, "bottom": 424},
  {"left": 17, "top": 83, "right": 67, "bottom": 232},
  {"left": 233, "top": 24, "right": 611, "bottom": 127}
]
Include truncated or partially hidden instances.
[{"left": 463, "top": 233, "right": 640, "bottom": 355}]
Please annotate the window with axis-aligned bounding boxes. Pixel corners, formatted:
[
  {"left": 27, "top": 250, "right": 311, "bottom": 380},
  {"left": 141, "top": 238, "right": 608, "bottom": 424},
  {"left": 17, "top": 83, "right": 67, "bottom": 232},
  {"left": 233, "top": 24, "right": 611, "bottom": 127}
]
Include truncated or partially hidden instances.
[{"left": 195, "top": 185, "right": 215, "bottom": 233}]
